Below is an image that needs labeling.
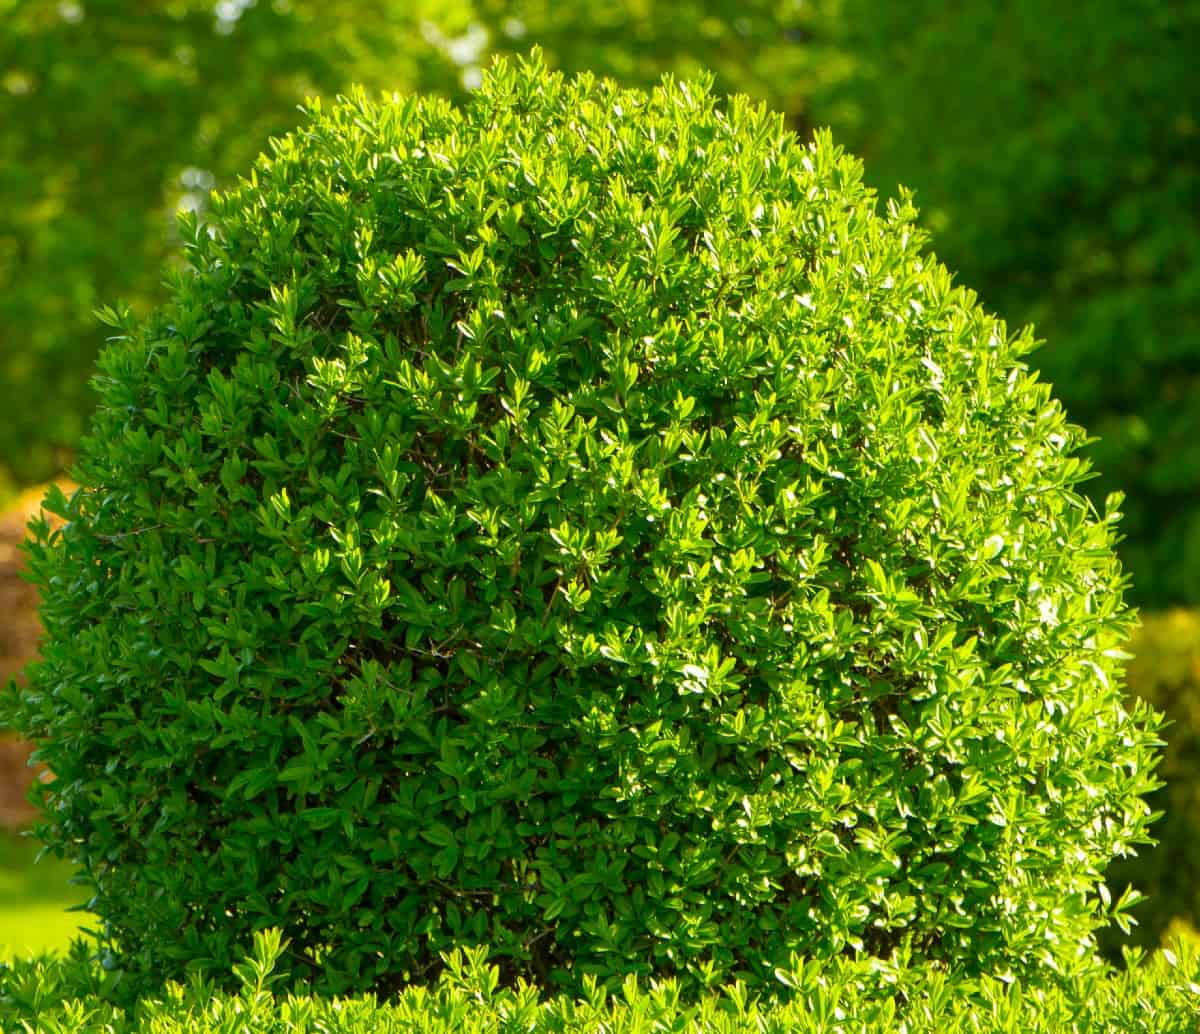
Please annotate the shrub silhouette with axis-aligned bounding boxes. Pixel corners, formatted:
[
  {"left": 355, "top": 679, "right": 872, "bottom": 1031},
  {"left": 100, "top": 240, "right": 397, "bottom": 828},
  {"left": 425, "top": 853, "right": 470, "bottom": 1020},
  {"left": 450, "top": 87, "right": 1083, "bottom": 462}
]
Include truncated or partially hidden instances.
[{"left": 2, "top": 53, "right": 1165, "bottom": 1004}]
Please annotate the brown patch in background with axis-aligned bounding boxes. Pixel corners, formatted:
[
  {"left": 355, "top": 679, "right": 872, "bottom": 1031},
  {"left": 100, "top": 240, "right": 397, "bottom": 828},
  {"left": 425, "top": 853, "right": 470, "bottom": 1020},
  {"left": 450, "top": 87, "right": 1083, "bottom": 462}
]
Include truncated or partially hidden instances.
[{"left": 0, "top": 483, "right": 71, "bottom": 830}]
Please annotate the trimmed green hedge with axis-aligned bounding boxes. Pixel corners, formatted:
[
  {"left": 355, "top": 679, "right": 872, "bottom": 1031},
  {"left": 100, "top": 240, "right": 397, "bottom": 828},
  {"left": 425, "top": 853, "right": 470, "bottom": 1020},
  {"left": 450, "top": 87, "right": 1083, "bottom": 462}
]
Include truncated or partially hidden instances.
[{"left": 2, "top": 930, "right": 1200, "bottom": 1033}]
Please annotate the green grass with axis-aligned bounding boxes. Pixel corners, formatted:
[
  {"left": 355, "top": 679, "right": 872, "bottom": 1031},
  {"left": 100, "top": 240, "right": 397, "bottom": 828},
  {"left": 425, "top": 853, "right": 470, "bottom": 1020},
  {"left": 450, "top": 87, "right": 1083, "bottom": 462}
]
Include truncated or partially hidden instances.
[{"left": 0, "top": 831, "right": 89, "bottom": 962}]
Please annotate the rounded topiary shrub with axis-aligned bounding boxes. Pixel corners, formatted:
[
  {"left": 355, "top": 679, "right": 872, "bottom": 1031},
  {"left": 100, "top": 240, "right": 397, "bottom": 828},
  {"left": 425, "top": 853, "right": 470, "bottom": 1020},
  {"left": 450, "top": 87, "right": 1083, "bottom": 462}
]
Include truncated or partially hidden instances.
[{"left": 2, "top": 52, "right": 1165, "bottom": 1003}]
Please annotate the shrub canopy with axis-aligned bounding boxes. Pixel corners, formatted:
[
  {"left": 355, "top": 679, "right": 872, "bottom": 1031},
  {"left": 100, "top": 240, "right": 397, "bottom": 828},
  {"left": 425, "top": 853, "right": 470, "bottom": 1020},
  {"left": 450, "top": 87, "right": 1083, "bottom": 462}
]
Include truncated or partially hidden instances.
[
  {"left": 0, "top": 0, "right": 814, "bottom": 501},
  {"left": 4, "top": 55, "right": 1164, "bottom": 1003}
]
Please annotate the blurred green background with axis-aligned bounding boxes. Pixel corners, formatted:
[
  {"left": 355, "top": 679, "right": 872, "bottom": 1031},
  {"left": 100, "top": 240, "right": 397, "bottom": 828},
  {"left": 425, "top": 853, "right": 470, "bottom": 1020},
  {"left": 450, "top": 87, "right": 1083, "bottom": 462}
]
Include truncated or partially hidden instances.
[{"left": 0, "top": 0, "right": 1197, "bottom": 966}]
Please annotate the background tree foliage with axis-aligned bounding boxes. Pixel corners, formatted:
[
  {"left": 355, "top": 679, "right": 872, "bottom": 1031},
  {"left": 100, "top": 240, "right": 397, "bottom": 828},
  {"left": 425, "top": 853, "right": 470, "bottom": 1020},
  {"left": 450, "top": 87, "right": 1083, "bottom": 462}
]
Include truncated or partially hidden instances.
[{"left": 810, "top": 0, "right": 1200, "bottom": 607}]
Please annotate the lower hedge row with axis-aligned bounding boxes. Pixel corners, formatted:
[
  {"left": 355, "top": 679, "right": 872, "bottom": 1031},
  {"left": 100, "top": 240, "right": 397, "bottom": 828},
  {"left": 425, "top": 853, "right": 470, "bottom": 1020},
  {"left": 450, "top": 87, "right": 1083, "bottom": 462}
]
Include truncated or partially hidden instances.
[{"left": 3, "top": 929, "right": 1199, "bottom": 1034}]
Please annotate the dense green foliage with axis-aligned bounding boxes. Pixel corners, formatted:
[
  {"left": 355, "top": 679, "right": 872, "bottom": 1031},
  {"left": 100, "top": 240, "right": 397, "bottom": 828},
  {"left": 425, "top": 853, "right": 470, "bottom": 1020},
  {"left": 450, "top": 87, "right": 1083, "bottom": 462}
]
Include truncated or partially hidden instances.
[
  {"left": 0, "top": 0, "right": 815, "bottom": 501},
  {"left": 812, "top": 0, "right": 1200, "bottom": 606},
  {"left": 6, "top": 0, "right": 1196, "bottom": 612},
  {"left": 1, "top": 57, "right": 1165, "bottom": 1003},
  {"left": 1100, "top": 610, "right": 1200, "bottom": 959},
  {"left": 4, "top": 929, "right": 1200, "bottom": 1033}
]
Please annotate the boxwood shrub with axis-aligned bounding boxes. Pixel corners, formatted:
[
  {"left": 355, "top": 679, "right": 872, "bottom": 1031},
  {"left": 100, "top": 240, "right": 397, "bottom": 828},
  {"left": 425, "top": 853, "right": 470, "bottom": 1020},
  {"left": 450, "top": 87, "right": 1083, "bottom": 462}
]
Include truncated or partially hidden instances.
[{"left": 1, "top": 53, "right": 1164, "bottom": 1004}]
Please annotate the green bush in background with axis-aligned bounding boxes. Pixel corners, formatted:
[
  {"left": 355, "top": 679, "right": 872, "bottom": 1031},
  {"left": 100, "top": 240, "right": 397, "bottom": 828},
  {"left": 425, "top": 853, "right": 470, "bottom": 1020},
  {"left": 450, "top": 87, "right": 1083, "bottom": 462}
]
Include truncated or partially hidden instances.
[
  {"left": 810, "top": 0, "right": 1200, "bottom": 607},
  {"left": 1101, "top": 610, "right": 1200, "bottom": 959},
  {"left": 1, "top": 56, "right": 1165, "bottom": 1004}
]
